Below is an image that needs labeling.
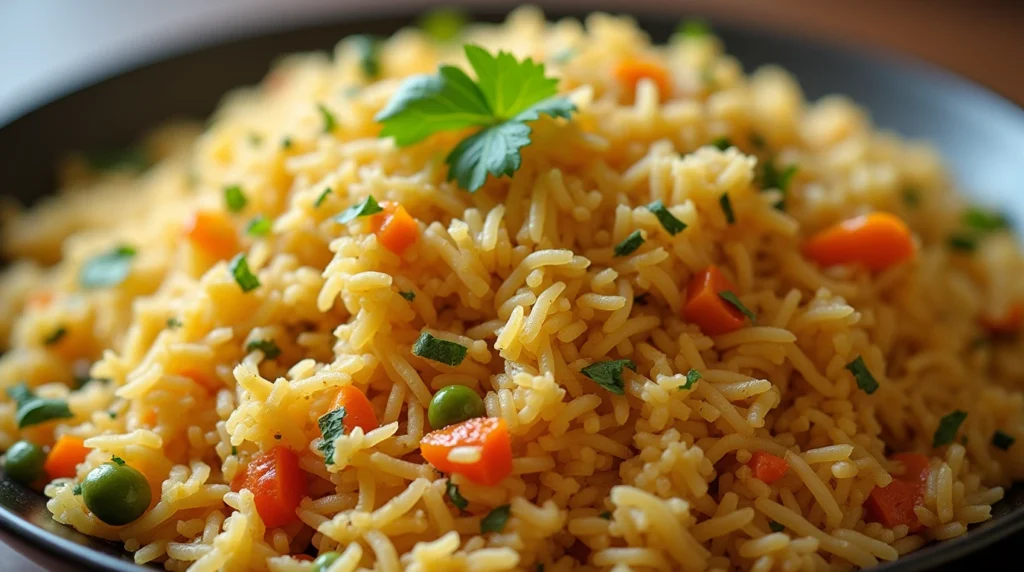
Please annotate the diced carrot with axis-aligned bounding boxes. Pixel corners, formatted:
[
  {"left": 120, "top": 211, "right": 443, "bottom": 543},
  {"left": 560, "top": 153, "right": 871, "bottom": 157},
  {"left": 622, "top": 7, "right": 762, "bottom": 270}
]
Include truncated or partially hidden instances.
[
  {"left": 329, "top": 385, "right": 380, "bottom": 434},
  {"left": 420, "top": 417, "right": 513, "bottom": 487},
  {"left": 802, "top": 213, "right": 914, "bottom": 273},
  {"left": 865, "top": 478, "right": 919, "bottom": 529},
  {"left": 683, "top": 265, "right": 747, "bottom": 336},
  {"left": 236, "top": 446, "right": 306, "bottom": 528},
  {"left": 370, "top": 201, "right": 419, "bottom": 255},
  {"left": 981, "top": 303, "right": 1023, "bottom": 335},
  {"left": 613, "top": 58, "right": 672, "bottom": 101},
  {"left": 27, "top": 291, "right": 54, "bottom": 309},
  {"left": 184, "top": 209, "right": 240, "bottom": 260},
  {"left": 747, "top": 451, "right": 789, "bottom": 484},
  {"left": 43, "top": 435, "right": 91, "bottom": 479}
]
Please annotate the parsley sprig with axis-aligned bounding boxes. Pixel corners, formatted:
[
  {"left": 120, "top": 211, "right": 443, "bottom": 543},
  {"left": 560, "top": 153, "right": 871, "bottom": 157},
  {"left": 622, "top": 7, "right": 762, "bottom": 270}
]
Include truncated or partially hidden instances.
[{"left": 376, "top": 45, "right": 575, "bottom": 192}]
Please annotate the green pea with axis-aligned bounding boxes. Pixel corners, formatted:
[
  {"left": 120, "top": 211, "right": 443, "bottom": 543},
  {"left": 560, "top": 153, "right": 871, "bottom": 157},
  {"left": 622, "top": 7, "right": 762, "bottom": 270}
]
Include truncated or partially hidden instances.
[
  {"left": 81, "top": 461, "right": 151, "bottom": 525},
  {"left": 428, "top": 385, "right": 485, "bottom": 430},
  {"left": 312, "top": 551, "right": 341, "bottom": 572},
  {"left": 3, "top": 441, "right": 47, "bottom": 484}
]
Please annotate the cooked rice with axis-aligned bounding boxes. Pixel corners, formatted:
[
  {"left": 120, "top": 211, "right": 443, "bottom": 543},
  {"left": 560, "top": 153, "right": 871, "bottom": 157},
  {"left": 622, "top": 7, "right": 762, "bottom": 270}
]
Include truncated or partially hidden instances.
[{"left": 2, "top": 7, "right": 1024, "bottom": 571}]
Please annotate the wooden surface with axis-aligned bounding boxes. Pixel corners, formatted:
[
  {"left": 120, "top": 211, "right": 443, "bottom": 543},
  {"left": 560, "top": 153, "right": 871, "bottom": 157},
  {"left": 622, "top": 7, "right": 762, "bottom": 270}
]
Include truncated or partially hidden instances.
[{"left": 0, "top": 0, "right": 1022, "bottom": 570}]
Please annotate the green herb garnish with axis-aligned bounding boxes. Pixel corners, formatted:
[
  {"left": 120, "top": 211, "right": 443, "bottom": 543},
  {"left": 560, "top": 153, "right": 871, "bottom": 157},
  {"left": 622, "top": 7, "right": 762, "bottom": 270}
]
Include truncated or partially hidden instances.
[
  {"left": 412, "top": 332, "right": 468, "bottom": 367},
  {"left": 80, "top": 246, "right": 136, "bottom": 289},
  {"left": 231, "top": 446, "right": 238, "bottom": 456},
  {"left": 108, "top": 411, "right": 117, "bottom": 419},
  {"left": 317, "top": 407, "right": 347, "bottom": 464},
  {"left": 282, "top": 137, "right": 293, "bottom": 150},
  {"left": 419, "top": 7, "right": 466, "bottom": 42},
  {"left": 317, "top": 103, "right": 338, "bottom": 133},
  {"left": 679, "top": 369, "right": 701, "bottom": 391},
  {"left": 948, "top": 234, "right": 977, "bottom": 252},
  {"left": 166, "top": 317, "right": 182, "bottom": 329},
  {"left": 349, "top": 34, "right": 380, "bottom": 79},
  {"left": 399, "top": 290, "right": 416, "bottom": 301},
  {"left": 992, "top": 430, "right": 1015, "bottom": 451},
  {"left": 761, "top": 162, "right": 798, "bottom": 193},
  {"left": 676, "top": 19, "right": 711, "bottom": 39},
  {"left": 375, "top": 45, "right": 575, "bottom": 192},
  {"left": 769, "top": 520, "right": 785, "bottom": 533},
  {"left": 613, "top": 230, "right": 645, "bottom": 257},
  {"left": 446, "top": 480, "right": 469, "bottom": 511},
  {"left": 228, "top": 254, "right": 261, "bottom": 293},
  {"left": 336, "top": 195, "right": 384, "bottom": 224},
  {"left": 580, "top": 360, "right": 637, "bottom": 395},
  {"left": 963, "top": 207, "right": 1009, "bottom": 233},
  {"left": 246, "top": 215, "right": 272, "bottom": 237},
  {"left": 711, "top": 137, "right": 732, "bottom": 151},
  {"left": 6, "top": 383, "right": 35, "bottom": 407},
  {"left": 111, "top": 456, "right": 126, "bottom": 466},
  {"left": 480, "top": 504, "right": 511, "bottom": 533},
  {"left": 719, "top": 193, "right": 735, "bottom": 224},
  {"left": 718, "top": 291, "right": 755, "bottom": 323},
  {"left": 43, "top": 327, "right": 67, "bottom": 346},
  {"left": 646, "top": 200, "right": 687, "bottom": 235},
  {"left": 313, "top": 188, "right": 332, "bottom": 208},
  {"left": 72, "top": 483, "right": 82, "bottom": 495},
  {"left": 13, "top": 397, "right": 72, "bottom": 428},
  {"left": 245, "top": 339, "right": 281, "bottom": 360},
  {"left": 933, "top": 410, "right": 968, "bottom": 448},
  {"left": 224, "top": 185, "right": 247, "bottom": 213},
  {"left": 845, "top": 356, "right": 879, "bottom": 395}
]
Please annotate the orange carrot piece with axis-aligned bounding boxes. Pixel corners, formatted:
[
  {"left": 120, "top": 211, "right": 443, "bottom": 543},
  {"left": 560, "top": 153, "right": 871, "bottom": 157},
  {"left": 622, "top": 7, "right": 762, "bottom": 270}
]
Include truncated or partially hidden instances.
[
  {"left": 370, "top": 201, "right": 419, "bottom": 255},
  {"left": 865, "top": 478, "right": 919, "bottom": 529},
  {"left": 981, "top": 303, "right": 1023, "bottom": 335},
  {"left": 747, "top": 451, "right": 789, "bottom": 484},
  {"left": 43, "top": 435, "right": 91, "bottom": 479},
  {"left": 184, "top": 210, "right": 240, "bottom": 260},
  {"left": 683, "top": 266, "right": 747, "bottom": 336},
  {"left": 330, "top": 385, "right": 380, "bottom": 435},
  {"left": 802, "top": 213, "right": 914, "bottom": 273},
  {"left": 237, "top": 446, "right": 306, "bottom": 528},
  {"left": 613, "top": 59, "right": 672, "bottom": 101},
  {"left": 420, "top": 417, "right": 513, "bottom": 486}
]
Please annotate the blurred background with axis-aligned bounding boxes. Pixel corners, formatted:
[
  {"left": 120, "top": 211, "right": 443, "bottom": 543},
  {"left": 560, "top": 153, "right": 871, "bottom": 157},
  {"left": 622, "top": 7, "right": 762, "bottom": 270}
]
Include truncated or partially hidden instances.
[{"left": 0, "top": 0, "right": 1022, "bottom": 570}]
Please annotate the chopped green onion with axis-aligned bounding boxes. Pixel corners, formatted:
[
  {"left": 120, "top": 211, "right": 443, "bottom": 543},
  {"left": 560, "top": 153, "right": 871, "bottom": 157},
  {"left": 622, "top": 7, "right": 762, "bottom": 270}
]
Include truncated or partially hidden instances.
[
  {"left": 245, "top": 339, "right": 281, "bottom": 360},
  {"left": 580, "top": 360, "right": 637, "bottom": 395},
  {"left": 446, "top": 480, "right": 469, "bottom": 511},
  {"left": 107, "top": 411, "right": 117, "bottom": 419},
  {"left": 246, "top": 215, "right": 272, "bottom": 237},
  {"left": 412, "top": 332, "right": 468, "bottom": 367},
  {"left": 399, "top": 290, "right": 416, "bottom": 301},
  {"left": 15, "top": 398, "right": 72, "bottom": 428},
  {"left": 992, "top": 430, "right": 1015, "bottom": 451},
  {"left": 317, "top": 103, "right": 338, "bottom": 133},
  {"left": 228, "top": 254, "right": 261, "bottom": 293},
  {"left": 718, "top": 291, "right": 755, "bottom": 323},
  {"left": 719, "top": 193, "right": 735, "bottom": 224},
  {"left": 679, "top": 369, "right": 701, "bottom": 391},
  {"left": 43, "top": 326, "right": 67, "bottom": 346},
  {"left": 711, "top": 136, "right": 732, "bottom": 151},
  {"left": 224, "top": 185, "right": 247, "bottom": 213},
  {"left": 314, "top": 188, "right": 332, "bottom": 208},
  {"left": 761, "top": 162, "right": 798, "bottom": 193},
  {"left": 646, "top": 200, "right": 687, "bottom": 235},
  {"left": 845, "top": 356, "right": 879, "bottom": 395},
  {"left": 336, "top": 195, "right": 384, "bottom": 224},
  {"left": 231, "top": 446, "right": 238, "bottom": 456},
  {"left": 317, "top": 407, "right": 347, "bottom": 464},
  {"left": 480, "top": 504, "right": 511, "bottom": 533},
  {"left": 613, "top": 230, "right": 646, "bottom": 257},
  {"left": 419, "top": 7, "right": 466, "bottom": 42},
  {"left": 933, "top": 410, "right": 968, "bottom": 448},
  {"left": 80, "top": 246, "right": 136, "bottom": 289}
]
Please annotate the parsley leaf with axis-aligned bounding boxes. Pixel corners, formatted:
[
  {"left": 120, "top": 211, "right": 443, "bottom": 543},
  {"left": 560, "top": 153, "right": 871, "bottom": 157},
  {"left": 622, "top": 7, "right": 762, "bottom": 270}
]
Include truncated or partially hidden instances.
[
  {"left": 6, "top": 383, "right": 36, "bottom": 407},
  {"left": 317, "top": 407, "right": 347, "bottom": 464},
  {"left": 224, "top": 185, "right": 247, "bottom": 213},
  {"left": 580, "top": 360, "right": 637, "bottom": 395},
  {"left": 246, "top": 339, "right": 281, "bottom": 360},
  {"left": 336, "top": 195, "right": 384, "bottom": 224},
  {"left": 246, "top": 215, "right": 272, "bottom": 237},
  {"left": 845, "top": 356, "right": 879, "bottom": 395},
  {"left": 992, "top": 430, "right": 1015, "bottom": 451},
  {"left": 399, "top": 290, "right": 416, "bottom": 301},
  {"left": 317, "top": 103, "right": 338, "bottom": 133},
  {"left": 349, "top": 34, "right": 380, "bottom": 79},
  {"left": 228, "top": 254, "right": 261, "bottom": 293},
  {"left": 719, "top": 193, "right": 735, "bottom": 224},
  {"left": 44, "top": 326, "right": 67, "bottom": 346},
  {"left": 762, "top": 161, "right": 798, "bottom": 193},
  {"left": 613, "top": 230, "right": 645, "bottom": 257},
  {"left": 376, "top": 45, "right": 575, "bottom": 192},
  {"left": 679, "top": 369, "right": 701, "bottom": 391},
  {"left": 480, "top": 504, "right": 511, "bottom": 533},
  {"left": 718, "top": 291, "right": 756, "bottom": 323},
  {"left": 646, "top": 200, "right": 687, "bottom": 236},
  {"left": 80, "top": 246, "right": 136, "bottom": 289},
  {"left": 412, "top": 332, "right": 468, "bottom": 367},
  {"left": 446, "top": 480, "right": 469, "bottom": 511},
  {"left": 933, "top": 410, "right": 968, "bottom": 448},
  {"left": 314, "top": 188, "right": 332, "bottom": 208}
]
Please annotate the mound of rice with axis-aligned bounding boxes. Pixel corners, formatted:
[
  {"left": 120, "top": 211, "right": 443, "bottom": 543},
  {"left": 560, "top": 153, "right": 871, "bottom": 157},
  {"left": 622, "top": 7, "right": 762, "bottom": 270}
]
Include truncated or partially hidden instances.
[{"left": 2, "top": 8, "right": 1023, "bottom": 571}]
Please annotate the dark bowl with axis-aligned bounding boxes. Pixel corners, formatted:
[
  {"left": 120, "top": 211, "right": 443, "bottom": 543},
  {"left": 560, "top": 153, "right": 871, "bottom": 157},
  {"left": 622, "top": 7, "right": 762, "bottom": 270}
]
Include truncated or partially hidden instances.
[{"left": 2, "top": 5, "right": 1024, "bottom": 571}]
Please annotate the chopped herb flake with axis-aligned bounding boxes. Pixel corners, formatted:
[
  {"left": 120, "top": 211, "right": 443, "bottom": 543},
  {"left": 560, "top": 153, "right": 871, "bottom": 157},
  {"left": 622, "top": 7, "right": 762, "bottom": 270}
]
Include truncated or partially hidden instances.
[
  {"left": 676, "top": 19, "right": 711, "bottom": 39},
  {"left": 718, "top": 291, "right": 756, "bottom": 323},
  {"left": 769, "top": 520, "right": 785, "bottom": 533},
  {"left": 419, "top": 7, "right": 466, "bottom": 42},
  {"left": 44, "top": 326, "right": 67, "bottom": 346},
  {"left": 246, "top": 215, "right": 272, "bottom": 237},
  {"left": 317, "top": 103, "right": 338, "bottom": 133},
  {"left": 446, "top": 480, "right": 469, "bottom": 511},
  {"left": 480, "top": 504, "right": 511, "bottom": 533},
  {"left": 646, "top": 200, "right": 687, "bottom": 235},
  {"left": 314, "top": 188, "right": 332, "bottom": 208},
  {"left": 399, "top": 290, "right": 416, "bottom": 301},
  {"left": 166, "top": 317, "right": 182, "bottom": 329},
  {"left": 711, "top": 136, "right": 732, "bottom": 151},
  {"left": 412, "top": 332, "right": 468, "bottom": 367},
  {"left": 613, "top": 230, "right": 646, "bottom": 257},
  {"left": 679, "top": 369, "right": 701, "bottom": 391},
  {"left": 80, "top": 246, "right": 136, "bottom": 289},
  {"left": 992, "top": 430, "right": 1015, "bottom": 451},
  {"left": 108, "top": 411, "right": 117, "bottom": 419},
  {"left": 246, "top": 339, "right": 281, "bottom": 360},
  {"left": 317, "top": 407, "right": 347, "bottom": 464},
  {"left": 111, "top": 456, "right": 126, "bottom": 466},
  {"left": 336, "top": 195, "right": 384, "bottom": 223},
  {"left": 845, "top": 356, "right": 879, "bottom": 395},
  {"left": 349, "top": 34, "right": 380, "bottom": 79},
  {"left": 224, "top": 185, "right": 247, "bottom": 213},
  {"left": 948, "top": 234, "right": 977, "bottom": 252},
  {"left": 719, "top": 193, "right": 735, "bottom": 224},
  {"left": 16, "top": 397, "right": 73, "bottom": 428},
  {"left": 73, "top": 483, "right": 82, "bottom": 495},
  {"left": 231, "top": 446, "right": 238, "bottom": 456},
  {"left": 933, "top": 410, "right": 968, "bottom": 448},
  {"left": 963, "top": 207, "right": 1009, "bottom": 233},
  {"left": 282, "top": 137, "right": 293, "bottom": 149},
  {"left": 762, "top": 162, "right": 798, "bottom": 193},
  {"left": 6, "top": 383, "right": 35, "bottom": 407},
  {"left": 580, "top": 360, "right": 637, "bottom": 395},
  {"left": 228, "top": 254, "right": 261, "bottom": 292}
]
